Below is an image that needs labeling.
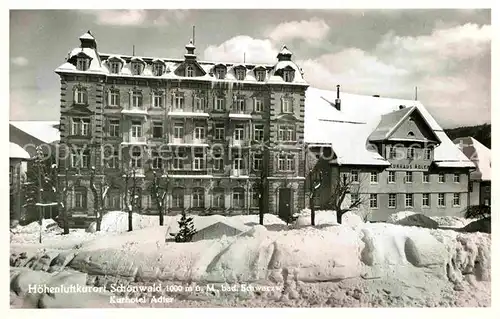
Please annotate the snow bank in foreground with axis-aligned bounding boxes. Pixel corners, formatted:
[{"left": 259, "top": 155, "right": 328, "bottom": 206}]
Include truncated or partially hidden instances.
[
  {"left": 13, "top": 219, "right": 62, "bottom": 234},
  {"left": 387, "top": 211, "right": 439, "bottom": 229}
]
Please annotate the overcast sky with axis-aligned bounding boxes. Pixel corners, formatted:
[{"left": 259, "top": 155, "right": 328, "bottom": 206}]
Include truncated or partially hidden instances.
[{"left": 9, "top": 9, "right": 491, "bottom": 128}]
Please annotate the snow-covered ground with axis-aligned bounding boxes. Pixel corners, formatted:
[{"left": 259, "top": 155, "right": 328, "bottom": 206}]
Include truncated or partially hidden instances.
[{"left": 10, "top": 211, "right": 490, "bottom": 308}]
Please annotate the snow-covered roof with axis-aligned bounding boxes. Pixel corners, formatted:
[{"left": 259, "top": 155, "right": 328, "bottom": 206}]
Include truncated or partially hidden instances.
[
  {"left": 453, "top": 137, "right": 491, "bottom": 181},
  {"left": 10, "top": 142, "right": 31, "bottom": 160},
  {"left": 304, "top": 87, "right": 475, "bottom": 168},
  {"left": 278, "top": 45, "right": 293, "bottom": 56},
  {"left": 10, "top": 121, "right": 60, "bottom": 144},
  {"left": 79, "top": 31, "right": 95, "bottom": 41},
  {"left": 57, "top": 47, "right": 106, "bottom": 74}
]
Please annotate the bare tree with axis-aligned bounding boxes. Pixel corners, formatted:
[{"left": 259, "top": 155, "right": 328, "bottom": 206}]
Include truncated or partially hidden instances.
[
  {"left": 123, "top": 169, "right": 138, "bottom": 232},
  {"left": 90, "top": 167, "right": 110, "bottom": 231},
  {"left": 306, "top": 151, "right": 324, "bottom": 226},
  {"left": 329, "top": 173, "right": 365, "bottom": 224},
  {"left": 151, "top": 169, "right": 168, "bottom": 226}
]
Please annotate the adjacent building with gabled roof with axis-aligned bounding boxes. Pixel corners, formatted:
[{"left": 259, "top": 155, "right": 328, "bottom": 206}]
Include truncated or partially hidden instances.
[{"left": 304, "top": 87, "right": 475, "bottom": 221}]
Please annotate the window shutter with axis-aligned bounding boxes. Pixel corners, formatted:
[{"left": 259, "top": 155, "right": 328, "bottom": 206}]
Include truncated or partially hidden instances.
[
  {"left": 107, "top": 89, "right": 111, "bottom": 107},
  {"left": 73, "top": 88, "right": 78, "bottom": 104},
  {"left": 162, "top": 91, "right": 166, "bottom": 109},
  {"left": 150, "top": 91, "right": 154, "bottom": 108}
]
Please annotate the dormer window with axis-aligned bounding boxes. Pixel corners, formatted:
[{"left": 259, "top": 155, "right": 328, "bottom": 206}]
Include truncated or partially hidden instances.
[
  {"left": 109, "top": 62, "right": 121, "bottom": 74},
  {"left": 153, "top": 63, "right": 164, "bottom": 76},
  {"left": 235, "top": 68, "right": 246, "bottom": 81},
  {"left": 74, "top": 87, "right": 88, "bottom": 105},
  {"left": 283, "top": 70, "right": 294, "bottom": 82},
  {"left": 76, "top": 57, "right": 90, "bottom": 71},
  {"left": 186, "top": 65, "right": 194, "bottom": 77},
  {"left": 131, "top": 63, "right": 143, "bottom": 76},
  {"left": 215, "top": 67, "right": 226, "bottom": 80},
  {"left": 255, "top": 70, "right": 266, "bottom": 82}
]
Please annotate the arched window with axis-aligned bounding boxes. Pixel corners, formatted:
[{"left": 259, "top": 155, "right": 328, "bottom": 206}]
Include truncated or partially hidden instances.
[
  {"left": 232, "top": 187, "right": 245, "bottom": 209},
  {"left": 212, "top": 187, "right": 225, "bottom": 209},
  {"left": 186, "top": 65, "right": 194, "bottom": 77},
  {"left": 172, "top": 187, "right": 184, "bottom": 209},
  {"left": 407, "top": 131, "right": 415, "bottom": 137},
  {"left": 74, "top": 87, "right": 88, "bottom": 105},
  {"left": 192, "top": 188, "right": 205, "bottom": 208}
]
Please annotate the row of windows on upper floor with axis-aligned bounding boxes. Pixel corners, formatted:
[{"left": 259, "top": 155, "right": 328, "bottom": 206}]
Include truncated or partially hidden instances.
[
  {"left": 356, "top": 192, "right": 464, "bottom": 209},
  {"left": 347, "top": 170, "right": 462, "bottom": 184},
  {"left": 386, "top": 146, "right": 434, "bottom": 161},
  {"left": 71, "top": 186, "right": 265, "bottom": 211},
  {"left": 76, "top": 57, "right": 295, "bottom": 82},
  {"left": 69, "top": 150, "right": 297, "bottom": 173},
  {"left": 69, "top": 117, "right": 298, "bottom": 142},
  {"left": 73, "top": 87, "right": 296, "bottom": 113}
]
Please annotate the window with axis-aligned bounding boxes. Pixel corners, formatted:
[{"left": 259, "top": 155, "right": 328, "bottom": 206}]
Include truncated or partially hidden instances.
[
  {"left": 132, "top": 63, "right": 143, "bottom": 75},
  {"left": 438, "top": 193, "right": 445, "bottom": 207},
  {"left": 453, "top": 193, "right": 460, "bottom": 206},
  {"left": 256, "top": 70, "right": 266, "bottom": 82},
  {"left": 173, "top": 93, "right": 184, "bottom": 110},
  {"left": 131, "top": 121, "right": 142, "bottom": 138},
  {"left": 468, "top": 181, "right": 474, "bottom": 192},
  {"left": 194, "top": 126, "right": 205, "bottom": 140},
  {"left": 283, "top": 70, "right": 294, "bottom": 82},
  {"left": 76, "top": 58, "right": 89, "bottom": 71},
  {"left": 424, "top": 148, "right": 432, "bottom": 160},
  {"left": 214, "top": 125, "right": 225, "bottom": 140},
  {"left": 254, "top": 125, "right": 264, "bottom": 141},
  {"left": 254, "top": 98, "right": 264, "bottom": 112},
  {"left": 132, "top": 91, "right": 143, "bottom": 108},
  {"left": 153, "top": 92, "right": 163, "bottom": 108},
  {"left": 388, "top": 194, "right": 396, "bottom": 208},
  {"left": 106, "top": 150, "right": 119, "bottom": 169},
  {"left": 173, "top": 124, "right": 184, "bottom": 139},
  {"left": 215, "top": 68, "right": 226, "bottom": 79},
  {"left": 278, "top": 125, "right": 295, "bottom": 141},
  {"left": 235, "top": 68, "right": 245, "bottom": 81},
  {"left": 407, "top": 147, "right": 415, "bottom": 159},
  {"left": 172, "top": 156, "right": 183, "bottom": 170},
  {"left": 193, "top": 150, "right": 204, "bottom": 170},
  {"left": 74, "top": 188, "right": 87, "bottom": 209},
  {"left": 172, "top": 188, "right": 184, "bottom": 208},
  {"left": 422, "top": 172, "right": 430, "bottom": 183},
  {"left": 213, "top": 157, "right": 224, "bottom": 171},
  {"left": 194, "top": 96, "right": 204, "bottom": 111},
  {"left": 152, "top": 122, "right": 163, "bottom": 138},
  {"left": 186, "top": 65, "right": 194, "bottom": 77},
  {"left": 282, "top": 98, "right": 293, "bottom": 113},
  {"left": 71, "top": 118, "right": 90, "bottom": 136},
  {"left": 233, "top": 154, "right": 244, "bottom": 170},
  {"left": 109, "top": 62, "right": 121, "bottom": 74},
  {"left": 192, "top": 188, "right": 205, "bottom": 208},
  {"left": 351, "top": 171, "right": 359, "bottom": 183},
  {"left": 213, "top": 188, "right": 225, "bottom": 208},
  {"left": 438, "top": 173, "right": 445, "bottom": 183},
  {"left": 153, "top": 63, "right": 164, "bottom": 76},
  {"left": 404, "top": 194, "right": 414, "bottom": 208},
  {"left": 215, "top": 97, "right": 225, "bottom": 111},
  {"left": 234, "top": 97, "right": 246, "bottom": 113},
  {"left": 74, "top": 87, "right": 87, "bottom": 105},
  {"left": 109, "top": 90, "right": 119, "bottom": 107},
  {"left": 71, "top": 150, "right": 90, "bottom": 168},
  {"left": 422, "top": 193, "right": 430, "bottom": 207},
  {"left": 151, "top": 151, "right": 163, "bottom": 169},
  {"left": 253, "top": 153, "right": 263, "bottom": 170},
  {"left": 232, "top": 188, "right": 245, "bottom": 208},
  {"left": 251, "top": 190, "right": 260, "bottom": 208},
  {"left": 278, "top": 154, "right": 295, "bottom": 172},
  {"left": 370, "top": 172, "right": 379, "bottom": 183},
  {"left": 404, "top": 171, "right": 413, "bottom": 183},
  {"left": 351, "top": 193, "right": 360, "bottom": 207},
  {"left": 369, "top": 194, "right": 378, "bottom": 208},
  {"left": 389, "top": 146, "right": 398, "bottom": 159},
  {"left": 234, "top": 125, "right": 244, "bottom": 141},
  {"left": 388, "top": 171, "right": 396, "bottom": 183},
  {"left": 453, "top": 173, "right": 460, "bottom": 183},
  {"left": 106, "top": 189, "right": 121, "bottom": 209},
  {"left": 131, "top": 148, "right": 142, "bottom": 168}
]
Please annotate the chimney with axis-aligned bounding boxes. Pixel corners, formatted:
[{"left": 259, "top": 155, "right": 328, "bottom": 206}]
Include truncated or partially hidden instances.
[{"left": 335, "top": 85, "right": 341, "bottom": 111}]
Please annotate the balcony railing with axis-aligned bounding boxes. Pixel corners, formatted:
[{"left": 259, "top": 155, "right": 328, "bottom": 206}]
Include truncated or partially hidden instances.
[
  {"left": 230, "top": 168, "right": 249, "bottom": 177},
  {"left": 229, "top": 109, "right": 252, "bottom": 119},
  {"left": 122, "top": 135, "right": 147, "bottom": 144}
]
